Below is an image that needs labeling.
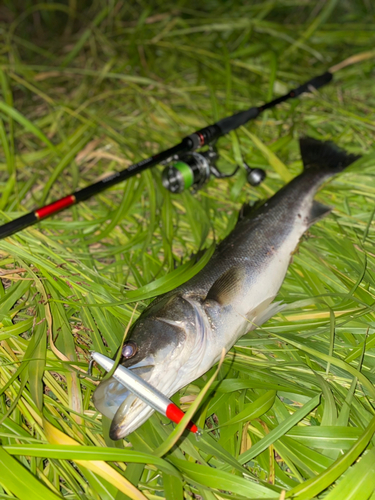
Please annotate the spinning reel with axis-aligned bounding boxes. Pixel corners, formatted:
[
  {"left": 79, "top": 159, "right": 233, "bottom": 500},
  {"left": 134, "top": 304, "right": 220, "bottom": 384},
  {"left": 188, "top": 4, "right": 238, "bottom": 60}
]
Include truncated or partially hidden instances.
[{"left": 161, "top": 146, "right": 266, "bottom": 194}]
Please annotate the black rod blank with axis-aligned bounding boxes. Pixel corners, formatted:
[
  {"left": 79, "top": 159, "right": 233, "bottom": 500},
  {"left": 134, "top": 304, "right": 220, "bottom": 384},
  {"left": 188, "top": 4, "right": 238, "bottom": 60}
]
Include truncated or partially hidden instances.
[{"left": 0, "top": 71, "right": 333, "bottom": 240}]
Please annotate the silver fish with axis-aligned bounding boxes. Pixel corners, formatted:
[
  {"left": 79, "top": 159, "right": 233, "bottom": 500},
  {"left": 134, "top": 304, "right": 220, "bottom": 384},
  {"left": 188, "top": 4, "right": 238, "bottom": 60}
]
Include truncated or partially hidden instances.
[{"left": 93, "top": 137, "right": 359, "bottom": 440}]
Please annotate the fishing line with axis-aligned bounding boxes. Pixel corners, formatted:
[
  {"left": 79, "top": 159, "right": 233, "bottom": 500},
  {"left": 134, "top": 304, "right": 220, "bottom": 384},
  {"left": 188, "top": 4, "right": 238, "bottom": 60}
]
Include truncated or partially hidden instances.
[{"left": 0, "top": 51, "right": 373, "bottom": 240}]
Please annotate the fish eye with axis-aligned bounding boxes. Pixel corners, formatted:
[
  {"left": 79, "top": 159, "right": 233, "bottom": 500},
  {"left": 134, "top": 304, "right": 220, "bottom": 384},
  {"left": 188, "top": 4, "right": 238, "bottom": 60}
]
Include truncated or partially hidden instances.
[{"left": 121, "top": 341, "right": 138, "bottom": 359}]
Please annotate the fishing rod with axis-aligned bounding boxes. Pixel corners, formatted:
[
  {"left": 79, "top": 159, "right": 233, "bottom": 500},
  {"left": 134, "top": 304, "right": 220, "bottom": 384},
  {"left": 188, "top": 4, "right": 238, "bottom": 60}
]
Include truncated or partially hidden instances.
[{"left": 0, "top": 51, "right": 372, "bottom": 240}]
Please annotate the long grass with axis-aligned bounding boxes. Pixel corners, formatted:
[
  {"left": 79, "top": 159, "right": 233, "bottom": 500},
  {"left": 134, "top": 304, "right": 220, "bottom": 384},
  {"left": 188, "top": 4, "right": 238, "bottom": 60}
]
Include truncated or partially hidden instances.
[{"left": 1, "top": 1, "right": 375, "bottom": 499}]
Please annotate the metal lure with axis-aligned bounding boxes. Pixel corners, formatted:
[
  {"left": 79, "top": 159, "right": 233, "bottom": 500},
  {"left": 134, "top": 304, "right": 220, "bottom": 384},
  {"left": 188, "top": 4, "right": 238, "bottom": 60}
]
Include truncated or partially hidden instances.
[{"left": 91, "top": 352, "right": 198, "bottom": 433}]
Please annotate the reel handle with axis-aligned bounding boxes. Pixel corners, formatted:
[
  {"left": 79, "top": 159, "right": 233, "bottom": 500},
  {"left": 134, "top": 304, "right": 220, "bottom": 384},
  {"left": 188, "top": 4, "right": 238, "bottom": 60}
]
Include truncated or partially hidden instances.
[{"left": 243, "top": 162, "right": 266, "bottom": 186}]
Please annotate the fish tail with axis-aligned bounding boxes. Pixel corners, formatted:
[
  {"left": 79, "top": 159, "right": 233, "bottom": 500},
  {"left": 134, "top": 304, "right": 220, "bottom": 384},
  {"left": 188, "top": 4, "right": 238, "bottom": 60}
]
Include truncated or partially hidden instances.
[{"left": 299, "top": 137, "right": 360, "bottom": 175}]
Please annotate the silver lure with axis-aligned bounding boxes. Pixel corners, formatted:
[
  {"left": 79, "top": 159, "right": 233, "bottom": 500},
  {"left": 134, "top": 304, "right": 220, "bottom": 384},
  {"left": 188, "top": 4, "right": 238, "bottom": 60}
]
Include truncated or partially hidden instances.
[{"left": 93, "top": 137, "right": 359, "bottom": 440}]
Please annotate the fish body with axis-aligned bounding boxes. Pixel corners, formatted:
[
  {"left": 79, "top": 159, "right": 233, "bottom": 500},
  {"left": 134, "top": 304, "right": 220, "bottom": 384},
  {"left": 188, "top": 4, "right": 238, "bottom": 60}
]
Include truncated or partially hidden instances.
[{"left": 93, "top": 137, "right": 359, "bottom": 440}]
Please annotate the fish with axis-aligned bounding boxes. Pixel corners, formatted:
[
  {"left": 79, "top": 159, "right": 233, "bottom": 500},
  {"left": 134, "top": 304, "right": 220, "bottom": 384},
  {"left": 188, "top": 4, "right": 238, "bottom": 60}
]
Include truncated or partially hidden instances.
[{"left": 93, "top": 137, "right": 359, "bottom": 440}]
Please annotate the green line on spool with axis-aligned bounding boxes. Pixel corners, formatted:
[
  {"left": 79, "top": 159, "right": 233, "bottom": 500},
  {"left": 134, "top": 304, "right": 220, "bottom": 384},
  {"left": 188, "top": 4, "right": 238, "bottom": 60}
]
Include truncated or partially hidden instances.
[{"left": 174, "top": 161, "right": 194, "bottom": 189}]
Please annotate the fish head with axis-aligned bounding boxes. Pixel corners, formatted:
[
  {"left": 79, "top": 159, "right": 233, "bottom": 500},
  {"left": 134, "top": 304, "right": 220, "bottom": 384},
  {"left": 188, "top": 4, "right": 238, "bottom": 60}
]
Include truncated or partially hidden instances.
[{"left": 93, "top": 294, "right": 207, "bottom": 440}]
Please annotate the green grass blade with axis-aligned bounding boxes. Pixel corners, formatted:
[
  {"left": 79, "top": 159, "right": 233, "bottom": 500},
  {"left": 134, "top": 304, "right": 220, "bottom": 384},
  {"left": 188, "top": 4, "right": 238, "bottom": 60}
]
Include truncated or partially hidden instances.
[
  {"left": 162, "top": 472, "right": 184, "bottom": 500},
  {"left": 238, "top": 395, "right": 321, "bottom": 465},
  {"left": 0, "top": 446, "right": 62, "bottom": 500},
  {"left": 286, "top": 416, "right": 375, "bottom": 499},
  {"left": 4, "top": 445, "right": 181, "bottom": 478},
  {"left": 324, "top": 447, "right": 375, "bottom": 500},
  {"left": 170, "top": 458, "right": 279, "bottom": 499},
  {"left": 0, "top": 101, "right": 55, "bottom": 151}
]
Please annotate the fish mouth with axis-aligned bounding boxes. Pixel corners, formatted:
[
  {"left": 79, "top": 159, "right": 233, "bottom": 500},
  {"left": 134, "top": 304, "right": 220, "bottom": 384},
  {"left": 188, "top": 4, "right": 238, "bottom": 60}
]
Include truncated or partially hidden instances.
[
  {"left": 92, "top": 358, "right": 178, "bottom": 440},
  {"left": 93, "top": 360, "right": 151, "bottom": 409},
  {"left": 108, "top": 392, "right": 156, "bottom": 440}
]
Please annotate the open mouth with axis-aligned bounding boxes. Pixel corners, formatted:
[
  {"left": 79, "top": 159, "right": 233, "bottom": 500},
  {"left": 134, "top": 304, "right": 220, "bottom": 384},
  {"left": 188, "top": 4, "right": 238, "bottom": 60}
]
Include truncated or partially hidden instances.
[
  {"left": 108, "top": 393, "right": 156, "bottom": 440},
  {"left": 92, "top": 358, "right": 155, "bottom": 421},
  {"left": 92, "top": 331, "right": 195, "bottom": 439}
]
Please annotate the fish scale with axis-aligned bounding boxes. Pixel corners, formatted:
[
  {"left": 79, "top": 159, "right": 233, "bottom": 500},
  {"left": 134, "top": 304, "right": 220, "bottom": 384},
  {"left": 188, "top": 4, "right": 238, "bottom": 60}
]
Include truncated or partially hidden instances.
[{"left": 93, "top": 137, "right": 360, "bottom": 440}]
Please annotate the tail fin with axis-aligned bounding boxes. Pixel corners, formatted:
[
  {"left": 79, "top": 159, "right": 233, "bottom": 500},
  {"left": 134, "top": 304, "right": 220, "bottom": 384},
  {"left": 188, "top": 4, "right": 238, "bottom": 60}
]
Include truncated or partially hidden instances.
[{"left": 299, "top": 137, "right": 360, "bottom": 175}]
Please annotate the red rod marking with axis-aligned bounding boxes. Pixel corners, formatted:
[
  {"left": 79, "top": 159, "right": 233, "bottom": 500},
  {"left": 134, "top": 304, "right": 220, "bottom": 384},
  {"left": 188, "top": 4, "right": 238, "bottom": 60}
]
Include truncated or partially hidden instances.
[
  {"left": 198, "top": 132, "right": 205, "bottom": 146},
  {"left": 166, "top": 403, "right": 198, "bottom": 433},
  {"left": 35, "top": 195, "right": 76, "bottom": 220}
]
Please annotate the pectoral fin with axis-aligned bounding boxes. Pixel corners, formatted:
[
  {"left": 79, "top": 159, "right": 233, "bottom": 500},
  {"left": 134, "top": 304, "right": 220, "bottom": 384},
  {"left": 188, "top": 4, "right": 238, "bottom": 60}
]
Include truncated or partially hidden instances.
[{"left": 205, "top": 267, "right": 244, "bottom": 306}]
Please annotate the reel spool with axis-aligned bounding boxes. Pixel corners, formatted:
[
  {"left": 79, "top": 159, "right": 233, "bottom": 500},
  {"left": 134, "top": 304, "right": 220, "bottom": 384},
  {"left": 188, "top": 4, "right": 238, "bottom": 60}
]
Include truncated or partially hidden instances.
[
  {"left": 162, "top": 151, "right": 212, "bottom": 194},
  {"left": 162, "top": 149, "right": 266, "bottom": 193}
]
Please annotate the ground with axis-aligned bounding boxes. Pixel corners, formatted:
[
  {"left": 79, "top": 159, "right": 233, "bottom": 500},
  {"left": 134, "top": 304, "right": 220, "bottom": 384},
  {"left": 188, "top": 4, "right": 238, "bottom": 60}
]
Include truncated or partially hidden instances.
[{"left": 0, "top": 1, "right": 375, "bottom": 499}]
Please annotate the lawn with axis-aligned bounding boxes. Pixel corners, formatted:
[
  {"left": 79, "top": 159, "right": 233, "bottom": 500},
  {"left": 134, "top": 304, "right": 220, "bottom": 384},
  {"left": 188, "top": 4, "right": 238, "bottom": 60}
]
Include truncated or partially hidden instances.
[{"left": 1, "top": 1, "right": 375, "bottom": 499}]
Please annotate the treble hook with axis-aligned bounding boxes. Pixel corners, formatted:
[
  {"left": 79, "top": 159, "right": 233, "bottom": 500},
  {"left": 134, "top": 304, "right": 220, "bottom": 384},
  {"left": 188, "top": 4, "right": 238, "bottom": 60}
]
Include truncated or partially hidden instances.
[{"left": 77, "top": 357, "right": 100, "bottom": 380}]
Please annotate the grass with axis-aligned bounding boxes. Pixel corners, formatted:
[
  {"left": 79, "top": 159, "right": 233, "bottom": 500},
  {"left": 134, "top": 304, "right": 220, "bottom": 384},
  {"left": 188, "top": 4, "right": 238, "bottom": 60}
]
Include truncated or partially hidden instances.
[{"left": 1, "top": 0, "right": 375, "bottom": 499}]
